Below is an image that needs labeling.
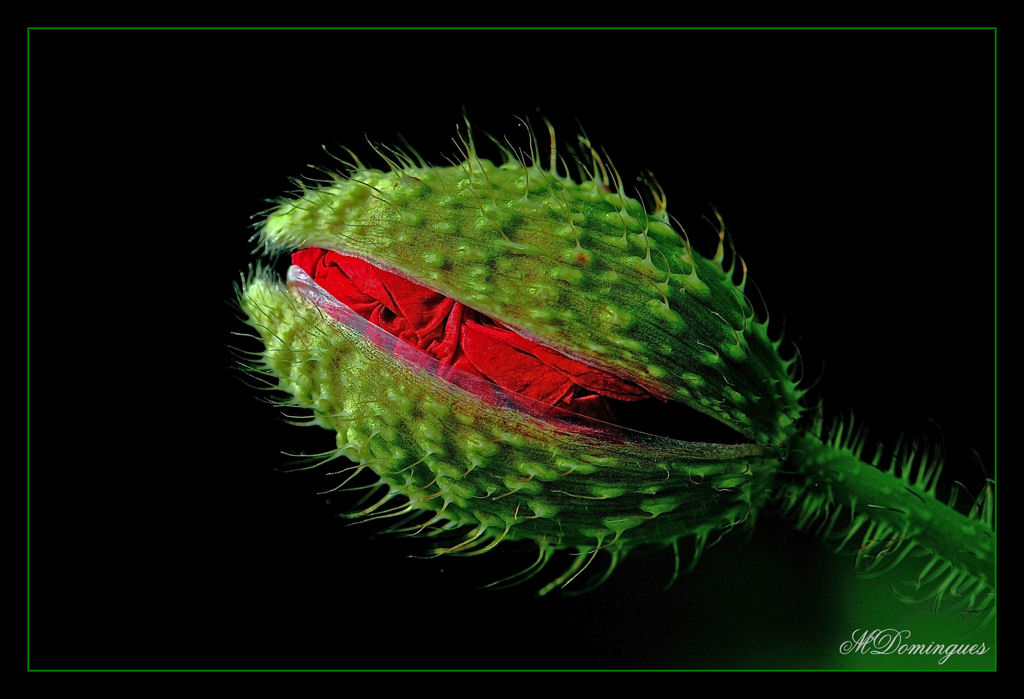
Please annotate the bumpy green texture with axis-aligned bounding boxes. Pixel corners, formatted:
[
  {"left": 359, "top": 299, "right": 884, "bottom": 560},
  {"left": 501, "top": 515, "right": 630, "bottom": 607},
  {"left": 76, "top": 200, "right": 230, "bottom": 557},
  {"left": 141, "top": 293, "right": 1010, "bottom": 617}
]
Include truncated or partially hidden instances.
[
  {"left": 259, "top": 150, "right": 804, "bottom": 445},
  {"left": 243, "top": 274, "right": 777, "bottom": 576},
  {"left": 239, "top": 128, "right": 993, "bottom": 609}
]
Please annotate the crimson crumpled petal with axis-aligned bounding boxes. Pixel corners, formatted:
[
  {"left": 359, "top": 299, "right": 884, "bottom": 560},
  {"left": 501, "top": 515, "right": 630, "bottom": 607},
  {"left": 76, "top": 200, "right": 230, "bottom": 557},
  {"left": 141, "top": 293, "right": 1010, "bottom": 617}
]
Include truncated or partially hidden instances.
[{"left": 292, "top": 248, "right": 652, "bottom": 421}]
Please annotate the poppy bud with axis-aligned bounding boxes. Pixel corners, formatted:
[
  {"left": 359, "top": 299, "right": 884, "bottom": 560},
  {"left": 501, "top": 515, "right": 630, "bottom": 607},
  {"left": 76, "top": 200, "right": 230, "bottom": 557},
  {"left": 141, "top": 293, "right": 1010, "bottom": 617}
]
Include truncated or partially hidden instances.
[{"left": 238, "top": 124, "right": 991, "bottom": 604}]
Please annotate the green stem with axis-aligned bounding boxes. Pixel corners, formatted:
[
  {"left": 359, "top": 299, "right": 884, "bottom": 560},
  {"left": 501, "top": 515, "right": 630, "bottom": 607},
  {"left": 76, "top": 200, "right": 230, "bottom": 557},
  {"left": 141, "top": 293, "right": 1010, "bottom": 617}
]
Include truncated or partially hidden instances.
[{"left": 783, "top": 432, "right": 994, "bottom": 593}]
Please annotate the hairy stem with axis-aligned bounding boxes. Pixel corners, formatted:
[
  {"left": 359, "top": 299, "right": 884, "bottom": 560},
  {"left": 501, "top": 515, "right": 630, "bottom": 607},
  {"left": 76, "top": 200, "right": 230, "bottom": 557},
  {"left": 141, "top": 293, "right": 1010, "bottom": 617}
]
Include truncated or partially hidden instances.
[{"left": 782, "top": 432, "right": 994, "bottom": 594}]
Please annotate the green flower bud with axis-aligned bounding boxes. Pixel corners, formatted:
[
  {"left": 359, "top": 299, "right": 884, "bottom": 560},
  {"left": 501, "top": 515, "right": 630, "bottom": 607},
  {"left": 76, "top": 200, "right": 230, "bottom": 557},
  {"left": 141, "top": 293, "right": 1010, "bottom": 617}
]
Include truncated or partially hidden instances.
[{"left": 238, "top": 123, "right": 992, "bottom": 610}]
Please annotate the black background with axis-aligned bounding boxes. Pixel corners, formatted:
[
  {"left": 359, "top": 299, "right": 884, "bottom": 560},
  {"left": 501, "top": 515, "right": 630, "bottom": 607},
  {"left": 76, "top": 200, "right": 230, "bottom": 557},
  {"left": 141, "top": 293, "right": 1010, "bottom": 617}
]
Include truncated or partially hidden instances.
[{"left": 27, "top": 27, "right": 995, "bottom": 670}]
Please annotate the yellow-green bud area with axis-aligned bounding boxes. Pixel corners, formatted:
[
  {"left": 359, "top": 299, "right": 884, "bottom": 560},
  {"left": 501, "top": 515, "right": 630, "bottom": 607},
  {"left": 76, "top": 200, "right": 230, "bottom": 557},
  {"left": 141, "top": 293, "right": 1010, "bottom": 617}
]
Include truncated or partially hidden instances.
[
  {"left": 261, "top": 159, "right": 803, "bottom": 444},
  {"left": 241, "top": 274, "right": 781, "bottom": 554}
]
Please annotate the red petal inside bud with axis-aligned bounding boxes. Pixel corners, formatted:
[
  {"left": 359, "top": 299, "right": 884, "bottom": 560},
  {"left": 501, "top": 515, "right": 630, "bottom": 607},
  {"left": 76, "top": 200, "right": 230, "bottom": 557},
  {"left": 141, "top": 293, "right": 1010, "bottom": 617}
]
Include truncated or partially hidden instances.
[{"left": 291, "top": 248, "right": 654, "bottom": 422}]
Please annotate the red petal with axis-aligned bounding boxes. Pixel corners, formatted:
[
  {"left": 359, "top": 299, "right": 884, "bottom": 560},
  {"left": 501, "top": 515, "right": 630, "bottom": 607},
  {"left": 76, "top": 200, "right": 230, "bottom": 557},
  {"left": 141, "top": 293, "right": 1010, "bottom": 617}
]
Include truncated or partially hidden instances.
[
  {"left": 291, "top": 249, "right": 653, "bottom": 421},
  {"left": 460, "top": 318, "right": 577, "bottom": 407}
]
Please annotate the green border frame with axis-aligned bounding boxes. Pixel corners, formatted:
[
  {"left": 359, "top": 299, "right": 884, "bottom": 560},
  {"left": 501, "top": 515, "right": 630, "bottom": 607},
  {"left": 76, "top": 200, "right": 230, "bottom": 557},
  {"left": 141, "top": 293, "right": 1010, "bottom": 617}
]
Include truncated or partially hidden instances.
[{"left": 24, "top": 25, "right": 999, "bottom": 671}]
